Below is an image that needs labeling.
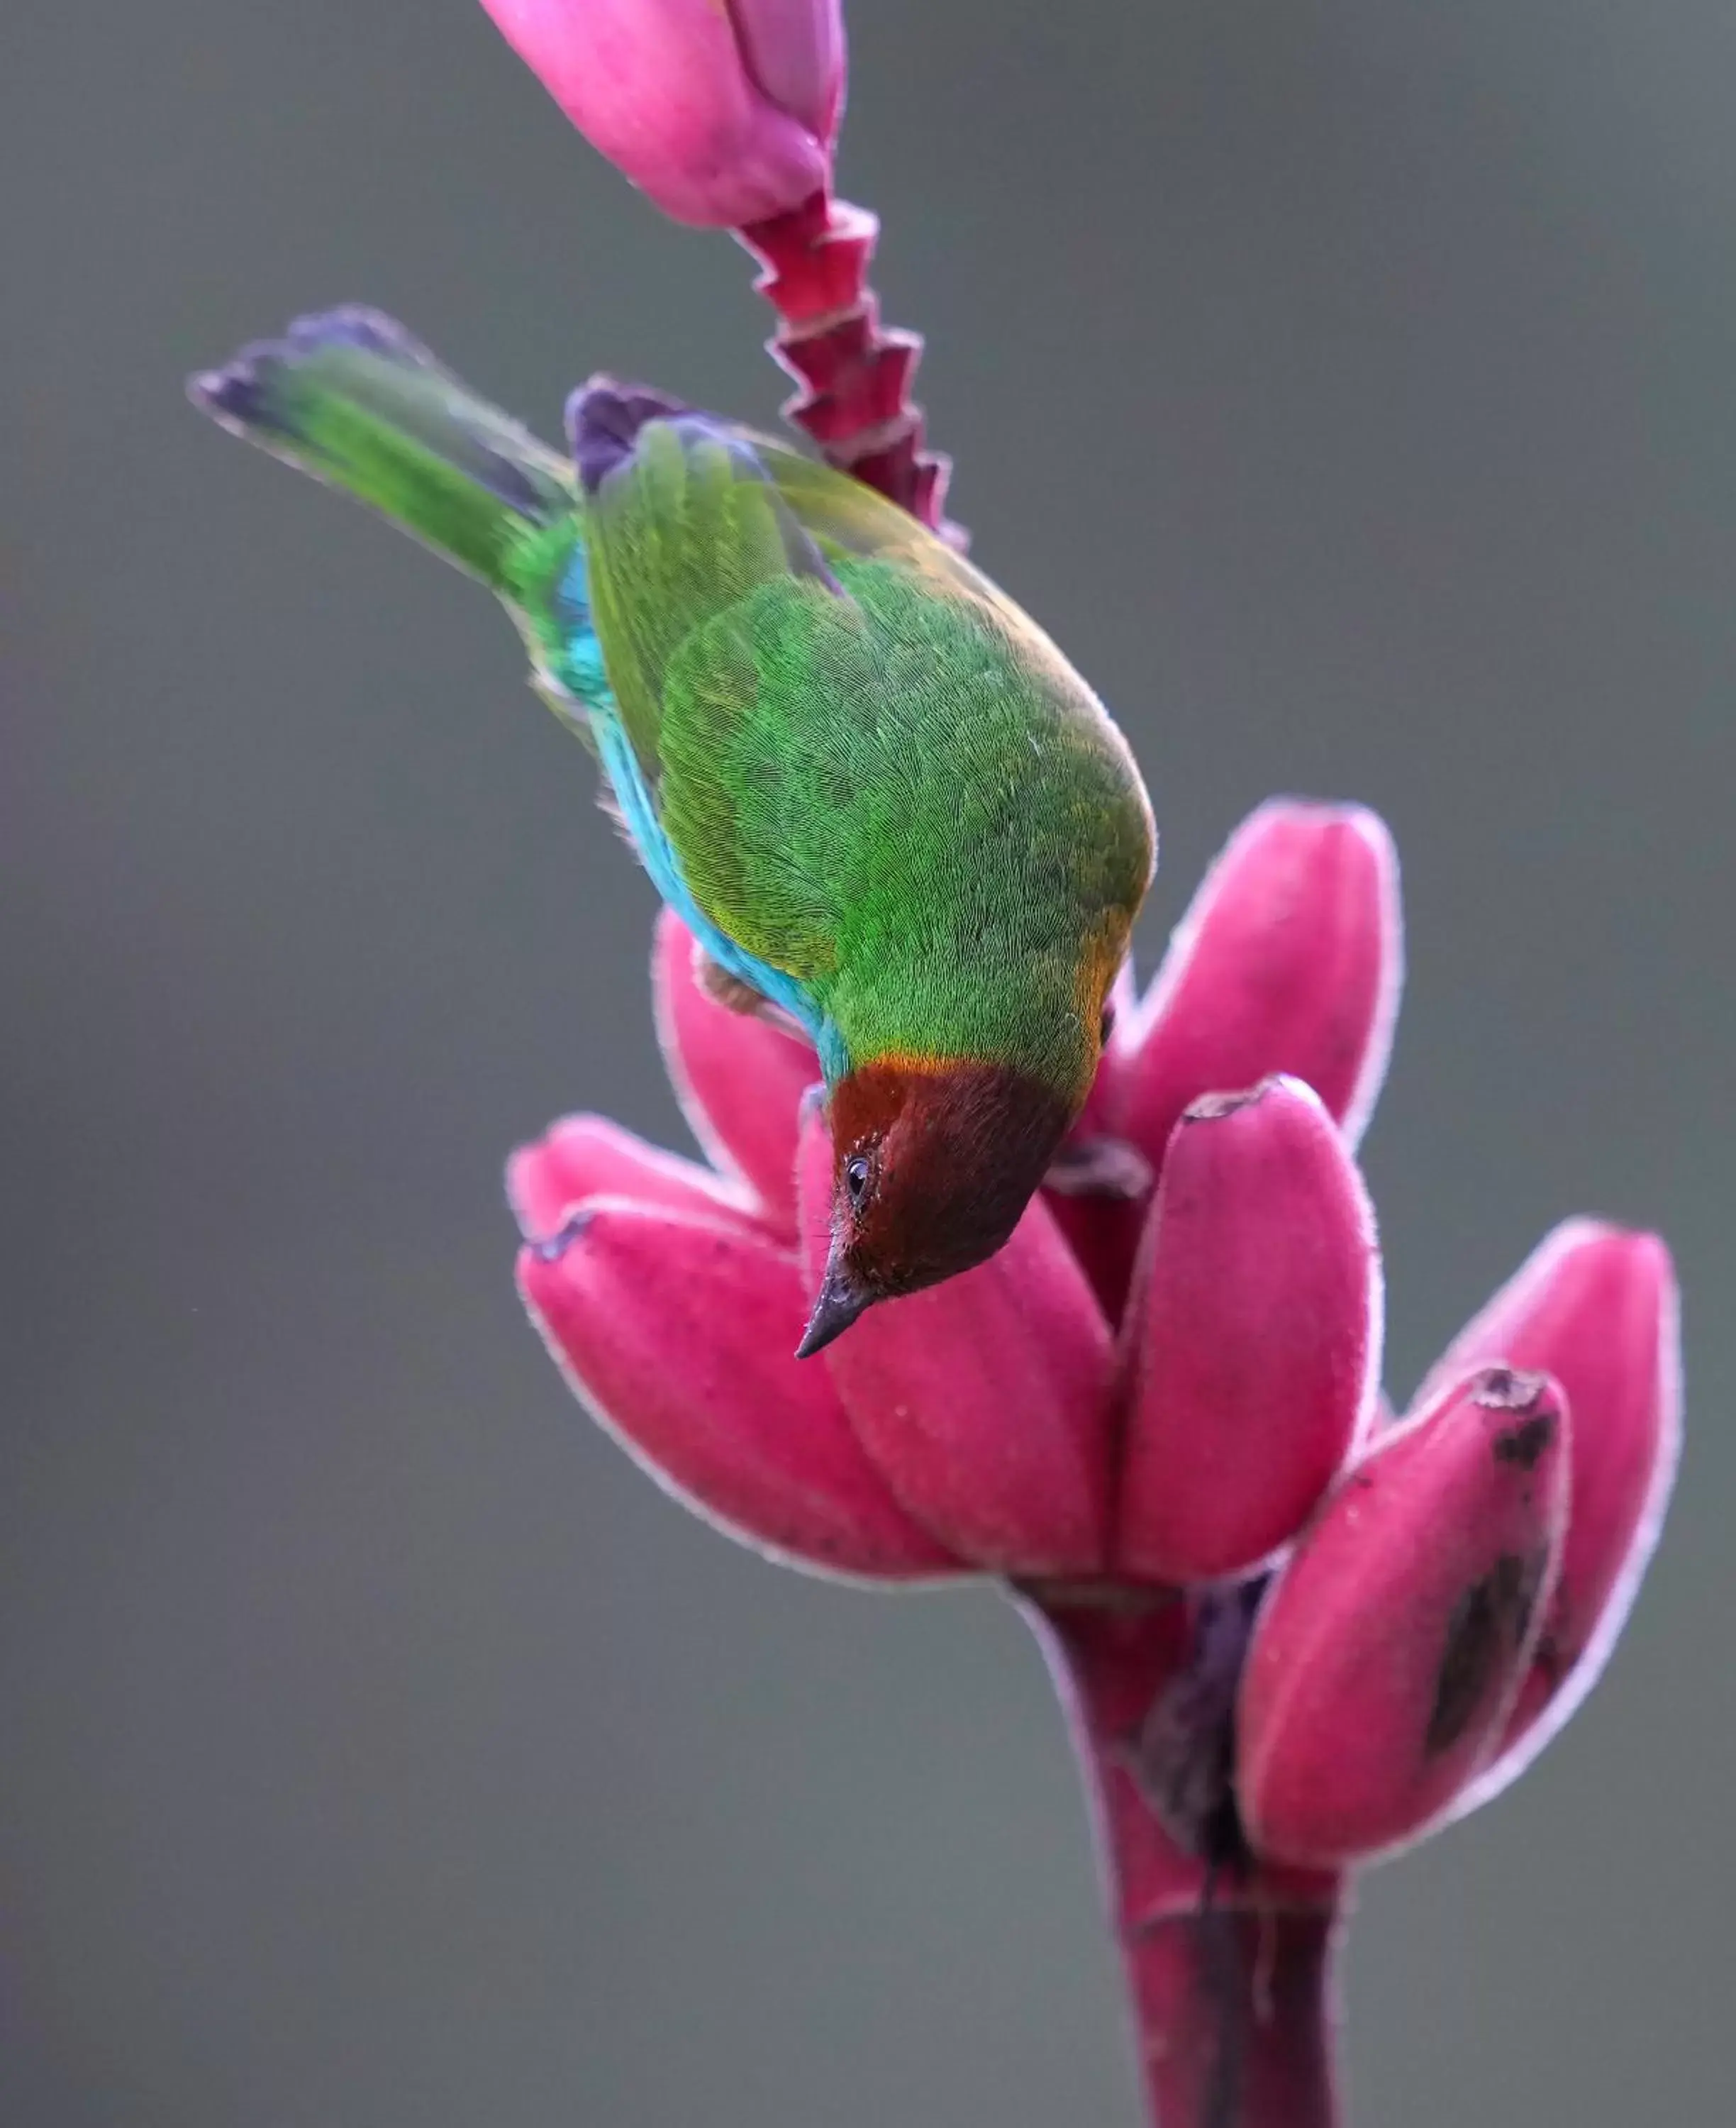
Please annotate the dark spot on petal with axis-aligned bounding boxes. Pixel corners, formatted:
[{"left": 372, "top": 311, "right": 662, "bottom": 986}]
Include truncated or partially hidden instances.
[
  {"left": 1425, "top": 1550, "right": 1547, "bottom": 1757},
  {"left": 1471, "top": 1365, "right": 1549, "bottom": 1414},
  {"left": 1184, "top": 1086, "right": 1269, "bottom": 1123},
  {"left": 1043, "top": 1134, "right": 1153, "bottom": 1201},
  {"left": 1125, "top": 1583, "right": 1264, "bottom": 1873},
  {"left": 1494, "top": 1411, "right": 1556, "bottom": 1470}
]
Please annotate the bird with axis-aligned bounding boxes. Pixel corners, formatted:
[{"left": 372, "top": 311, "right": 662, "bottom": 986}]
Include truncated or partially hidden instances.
[{"left": 191, "top": 308, "right": 1155, "bottom": 1353}]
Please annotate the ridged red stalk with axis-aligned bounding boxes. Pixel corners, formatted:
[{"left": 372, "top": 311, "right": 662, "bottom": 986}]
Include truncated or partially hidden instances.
[
  {"left": 1025, "top": 1593, "right": 1346, "bottom": 2128},
  {"left": 736, "top": 189, "right": 962, "bottom": 543}
]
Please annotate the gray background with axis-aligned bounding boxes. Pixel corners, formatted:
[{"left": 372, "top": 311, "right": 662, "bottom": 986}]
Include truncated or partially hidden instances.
[{"left": 4, "top": 1, "right": 1732, "bottom": 2120}]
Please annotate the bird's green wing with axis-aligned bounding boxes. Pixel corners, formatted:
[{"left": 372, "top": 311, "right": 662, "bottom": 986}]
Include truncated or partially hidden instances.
[
  {"left": 579, "top": 406, "right": 1150, "bottom": 1023},
  {"left": 580, "top": 411, "right": 874, "bottom": 982},
  {"left": 750, "top": 436, "right": 1118, "bottom": 716},
  {"left": 579, "top": 414, "right": 843, "bottom": 772}
]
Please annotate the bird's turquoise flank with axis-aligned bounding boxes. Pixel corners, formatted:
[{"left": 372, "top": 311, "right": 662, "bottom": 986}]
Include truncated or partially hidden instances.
[
  {"left": 190, "top": 306, "right": 1154, "bottom": 1348},
  {"left": 550, "top": 540, "right": 833, "bottom": 1063},
  {"left": 552, "top": 544, "right": 611, "bottom": 708}
]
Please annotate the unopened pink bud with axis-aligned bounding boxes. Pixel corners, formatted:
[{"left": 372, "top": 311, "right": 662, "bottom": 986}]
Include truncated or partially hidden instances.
[
  {"left": 1238, "top": 1367, "right": 1569, "bottom": 1868},
  {"left": 1110, "top": 800, "right": 1402, "bottom": 1176},
  {"left": 518, "top": 1201, "right": 957, "bottom": 1578},
  {"left": 478, "top": 0, "right": 844, "bottom": 226},
  {"left": 652, "top": 911, "right": 818, "bottom": 1234},
  {"left": 796, "top": 1112, "right": 1114, "bottom": 1575},
  {"left": 1411, "top": 1220, "right": 1681, "bottom": 1807},
  {"left": 1115, "top": 1077, "right": 1381, "bottom": 1583}
]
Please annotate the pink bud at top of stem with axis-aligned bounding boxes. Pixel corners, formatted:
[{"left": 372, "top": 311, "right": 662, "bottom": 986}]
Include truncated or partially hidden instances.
[
  {"left": 1114, "top": 1076, "right": 1382, "bottom": 1583},
  {"left": 1237, "top": 1366, "right": 1570, "bottom": 1870},
  {"left": 478, "top": 0, "right": 844, "bottom": 226}
]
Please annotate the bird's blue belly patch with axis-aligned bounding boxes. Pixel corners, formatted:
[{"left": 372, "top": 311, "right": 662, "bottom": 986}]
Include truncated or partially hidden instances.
[{"left": 554, "top": 546, "right": 835, "bottom": 1068}]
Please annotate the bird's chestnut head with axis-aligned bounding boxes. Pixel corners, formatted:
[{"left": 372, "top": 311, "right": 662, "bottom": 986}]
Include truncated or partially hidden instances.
[{"left": 797, "top": 1057, "right": 1074, "bottom": 1355}]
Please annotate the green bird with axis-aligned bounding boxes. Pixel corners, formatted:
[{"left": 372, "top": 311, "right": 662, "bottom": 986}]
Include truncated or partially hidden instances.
[{"left": 191, "top": 309, "right": 1155, "bottom": 1352}]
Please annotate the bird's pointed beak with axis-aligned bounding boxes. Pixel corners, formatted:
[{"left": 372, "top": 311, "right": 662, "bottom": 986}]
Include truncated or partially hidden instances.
[{"left": 796, "top": 1249, "right": 872, "bottom": 1358}]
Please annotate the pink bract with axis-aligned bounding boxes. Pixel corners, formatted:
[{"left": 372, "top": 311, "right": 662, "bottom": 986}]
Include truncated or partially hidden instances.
[
  {"left": 477, "top": 0, "right": 844, "bottom": 226},
  {"left": 1237, "top": 1365, "right": 1571, "bottom": 1868},
  {"left": 1114, "top": 1074, "right": 1383, "bottom": 1584},
  {"left": 508, "top": 797, "right": 1679, "bottom": 1864}
]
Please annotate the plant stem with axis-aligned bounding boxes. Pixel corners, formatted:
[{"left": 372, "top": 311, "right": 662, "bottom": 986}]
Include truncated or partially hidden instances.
[
  {"left": 735, "top": 190, "right": 962, "bottom": 544},
  {"left": 1021, "top": 1590, "right": 1347, "bottom": 2128}
]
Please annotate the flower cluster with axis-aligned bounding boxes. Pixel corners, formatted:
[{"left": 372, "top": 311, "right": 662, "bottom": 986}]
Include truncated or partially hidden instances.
[
  {"left": 510, "top": 799, "right": 1679, "bottom": 1878},
  {"left": 469, "top": 8, "right": 1680, "bottom": 2113}
]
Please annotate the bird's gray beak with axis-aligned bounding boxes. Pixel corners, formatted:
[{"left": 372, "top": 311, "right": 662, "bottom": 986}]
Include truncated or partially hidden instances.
[{"left": 796, "top": 1250, "right": 872, "bottom": 1358}]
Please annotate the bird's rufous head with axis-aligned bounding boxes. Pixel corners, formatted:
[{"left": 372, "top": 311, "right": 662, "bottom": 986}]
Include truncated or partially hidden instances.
[{"left": 796, "top": 1057, "right": 1074, "bottom": 1356}]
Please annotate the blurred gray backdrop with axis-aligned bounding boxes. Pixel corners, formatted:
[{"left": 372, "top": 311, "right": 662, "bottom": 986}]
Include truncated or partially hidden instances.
[{"left": 5, "top": 1, "right": 1733, "bottom": 2121}]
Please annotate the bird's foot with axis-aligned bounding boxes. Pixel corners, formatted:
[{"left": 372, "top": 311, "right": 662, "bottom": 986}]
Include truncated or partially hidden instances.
[{"left": 691, "top": 946, "right": 808, "bottom": 1039}]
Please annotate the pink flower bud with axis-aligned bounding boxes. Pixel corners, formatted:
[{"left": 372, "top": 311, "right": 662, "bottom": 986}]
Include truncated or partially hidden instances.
[
  {"left": 1237, "top": 1367, "right": 1570, "bottom": 1868},
  {"left": 1111, "top": 799, "right": 1402, "bottom": 1173},
  {"left": 1409, "top": 1220, "right": 1681, "bottom": 1809},
  {"left": 652, "top": 911, "right": 818, "bottom": 1234},
  {"left": 1053, "top": 800, "right": 1401, "bottom": 1321},
  {"left": 796, "top": 1112, "right": 1115, "bottom": 1575},
  {"left": 478, "top": 0, "right": 844, "bottom": 226},
  {"left": 1114, "top": 1077, "right": 1381, "bottom": 1583},
  {"left": 518, "top": 1200, "right": 957, "bottom": 1579}
]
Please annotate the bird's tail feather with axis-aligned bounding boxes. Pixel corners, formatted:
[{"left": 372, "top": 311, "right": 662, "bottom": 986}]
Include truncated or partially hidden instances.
[{"left": 189, "top": 306, "right": 574, "bottom": 595}]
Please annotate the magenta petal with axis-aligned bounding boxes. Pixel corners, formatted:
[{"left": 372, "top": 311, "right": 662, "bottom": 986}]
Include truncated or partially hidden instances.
[
  {"left": 1411, "top": 1220, "right": 1681, "bottom": 1807},
  {"left": 1237, "top": 1367, "right": 1569, "bottom": 1868},
  {"left": 518, "top": 1203, "right": 959, "bottom": 1580},
  {"left": 506, "top": 1111, "right": 762, "bottom": 1243},
  {"left": 477, "top": 0, "right": 833, "bottom": 227},
  {"left": 1115, "top": 1077, "right": 1381, "bottom": 1582},
  {"left": 652, "top": 911, "right": 820, "bottom": 1236},
  {"left": 730, "top": 0, "right": 847, "bottom": 141},
  {"left": 796, "top": 1113, "right": 1115, "bottom": 1574},
  {"left": 1111, "top": 801, "right": 1402, "bottom": 1176}
]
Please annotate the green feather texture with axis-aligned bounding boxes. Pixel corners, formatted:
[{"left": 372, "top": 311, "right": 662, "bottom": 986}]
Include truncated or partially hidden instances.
[
  {"left": 583, "top": 411, "right": 1155, "bottom": 1096},
  {"left": 193, "top": 311, "right": 1156, "bottom": 1105},
  {"left": 190, "top": 309, "right": 573, "bottom": 594}
]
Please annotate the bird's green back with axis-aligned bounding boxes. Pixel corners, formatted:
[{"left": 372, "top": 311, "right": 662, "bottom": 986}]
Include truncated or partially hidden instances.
[{"left": 581, "top": 416, "right": 1154, "bottom": 1095}]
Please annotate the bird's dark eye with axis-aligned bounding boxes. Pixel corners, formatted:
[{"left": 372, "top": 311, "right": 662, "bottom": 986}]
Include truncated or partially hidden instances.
[{"left": 845, "top": 1153, "right": 872, "bottom": 1206}]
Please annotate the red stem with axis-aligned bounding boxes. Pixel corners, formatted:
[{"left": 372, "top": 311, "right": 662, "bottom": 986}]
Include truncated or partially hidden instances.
[
  {"left": 735, "top": 190, "right": 963, "bottom": 545},
  {"left": 1020, "top": 1591, "right": 1347, "bottom": 2128}
]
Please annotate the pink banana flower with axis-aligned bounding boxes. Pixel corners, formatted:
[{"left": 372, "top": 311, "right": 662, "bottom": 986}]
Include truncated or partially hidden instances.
[
  {"left": 477, "top": 0, "right": 844, "bottom": 226},
  {"left": 509, "top": 797, "right": 1679, "bottom": 2127}
]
